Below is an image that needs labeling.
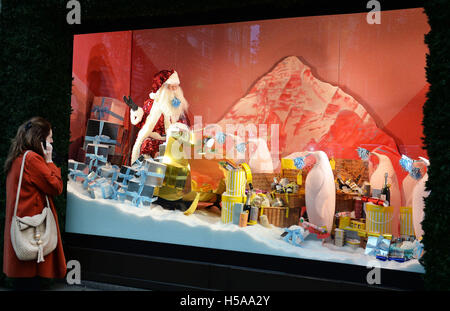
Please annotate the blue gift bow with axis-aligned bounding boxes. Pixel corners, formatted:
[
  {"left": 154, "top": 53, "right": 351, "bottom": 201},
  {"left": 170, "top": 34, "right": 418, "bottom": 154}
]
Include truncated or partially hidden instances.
[
  {"left": 90, "top": 179, "right": 113, "bottom": 199},
  {"left": 399, "top": 155, "right": 414, "bottom": 172},
  {"left": 356, "top": 147, "right": 370, "bottom": 161},
  {"left": 85, "top": 120, "right": 118, "bottom": 146},
  {"left": 171, "top": 97, "right": 181, "bottom": 108},
  {"left": 215, "top": 132, "right": 226, "bottom": 145},
  {"left": 92, "top": 97, "right": 124, "bottom": 121},
  {"left": 236, "top": 142, "right": 247, "bottom": 154},
  {"left": 68, "top": 168, "right": 87, "bottom": 182},
  {"left": 283, "top": 227, "right": 305, "bottom": 247},
  {"left": 117, "top": 167, "right": 135, "bottom": 186},
  {"left": 82, "top": 171, "right": 98, "bottom": 189},
  {"left": 86, "top": 144, "right": 108, "bottom": 172},
  {"left": 294, "top": 156, "right": 306, "bottom": 169},
  {"left": 114, "top": 186, "right": 156, "bottom": 207}
]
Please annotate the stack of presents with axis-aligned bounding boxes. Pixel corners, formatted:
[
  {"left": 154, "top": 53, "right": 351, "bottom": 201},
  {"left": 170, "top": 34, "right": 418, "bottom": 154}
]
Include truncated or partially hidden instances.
[
  {"left": 221, "top": 156, "right": 423, "bottom": 263},
  {"left": 68, "top": 96, "right": 167, "bottom": 207}
]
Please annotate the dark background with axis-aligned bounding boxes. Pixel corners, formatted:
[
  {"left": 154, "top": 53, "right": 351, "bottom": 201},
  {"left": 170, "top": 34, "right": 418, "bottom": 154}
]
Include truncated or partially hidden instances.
[{"left": 0, "top": 0, "right": 449, "bottom": 290}]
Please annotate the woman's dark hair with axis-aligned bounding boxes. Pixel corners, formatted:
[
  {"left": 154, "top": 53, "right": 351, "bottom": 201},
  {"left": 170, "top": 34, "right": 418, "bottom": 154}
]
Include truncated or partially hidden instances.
[{"left": 4, "top": 117, "right": 52, "bottom": 174}]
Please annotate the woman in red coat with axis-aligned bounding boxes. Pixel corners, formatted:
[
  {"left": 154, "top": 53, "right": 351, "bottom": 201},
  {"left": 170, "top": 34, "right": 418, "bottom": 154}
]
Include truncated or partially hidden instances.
[{"left": 3, "top": 117, "right": 66, "bottom": 290}]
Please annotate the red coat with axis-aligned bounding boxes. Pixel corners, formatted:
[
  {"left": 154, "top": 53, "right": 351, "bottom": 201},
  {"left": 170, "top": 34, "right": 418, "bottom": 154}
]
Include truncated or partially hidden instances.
[{"left": 3, "top": 151, "right": 67, "bottom": 278}]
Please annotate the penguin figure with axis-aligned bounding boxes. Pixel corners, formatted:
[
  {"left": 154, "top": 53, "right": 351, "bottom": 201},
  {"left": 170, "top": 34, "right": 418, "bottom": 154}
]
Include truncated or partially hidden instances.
[
  {"left": 303, "top": 151, "right": 336, "bottom": 233},
  {"left": 412, "top": 157, "right": 430, "bottom": 240},
  {"left": 369, "top": 150, "right": 401, "bottom": 210}
]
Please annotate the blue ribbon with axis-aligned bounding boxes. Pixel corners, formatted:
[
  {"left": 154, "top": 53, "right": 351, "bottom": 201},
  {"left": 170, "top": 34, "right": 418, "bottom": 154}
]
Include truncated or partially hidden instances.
[
  {"left": 283, "top": 227, "right": 305, "bottom": 247},
  {"left": 135, "top": 169, "right": 165, "bottom": 187},
  {"left": 215, "top": 132, "right": 226, "bottom": 145},
  {"left": 82, "top": 171, "right": 98, "bottom": 189},
  {"left": 117, "top": 167, "right": 135, "bottom": 186},
  {"left": 366, "top": 235, "right": 390, "bottom": 257},
  {"left": 399, "top": 155, "right": 414, "bottom": 172},
  {"left": 356, "top": 147, "right": 370, "bottom": 160},
  {"left": 122, "top": 190, "right": 157, "bottom": 208},
  {"left": 86, "top": 144, "right": 108, "bottom": 172},
  {"left": 90, "top": 179, "right": 114, "bottom": 199},
  {"left": 85, "top": 120, "right": 118, "bottom": 146},
  {"left": 236, "top": 142, "right": 247, "bottom": 154},
  {"left": 171, "top": 97, "right": 181, "bottom": 108},
  {"left": 92, "top": 97, "right": 124, "bottom": 121},
  {"left": 294, "top": 156, "right": 306, "bottom": 169},
  {"left": 68, "top": 168, "right": 87, "bottom": 182}
]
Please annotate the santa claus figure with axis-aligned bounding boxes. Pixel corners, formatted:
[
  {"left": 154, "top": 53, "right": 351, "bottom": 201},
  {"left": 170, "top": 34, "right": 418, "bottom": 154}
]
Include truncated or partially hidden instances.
[{"left": 128, "top": 69, "right": 190, "bottom": 164}]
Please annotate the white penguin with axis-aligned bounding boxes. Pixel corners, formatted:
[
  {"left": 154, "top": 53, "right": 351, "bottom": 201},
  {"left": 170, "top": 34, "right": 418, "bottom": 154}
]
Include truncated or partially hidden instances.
[
  {"left": 302, "top": 151, "right": 336, "bottom": 233},
  {"left": 412, "top": 157, "right": 430, "bottom": 240},
  {"left": 369, "top": 151, "right": 401, "bottom": 210},
  {"left": 402, "top": 172, "right": 419, "bottom": 208}
]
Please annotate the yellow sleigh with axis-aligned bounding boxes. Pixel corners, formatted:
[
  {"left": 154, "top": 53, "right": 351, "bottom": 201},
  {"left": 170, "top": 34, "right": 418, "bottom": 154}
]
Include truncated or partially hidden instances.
[{"left": 155, "top": 128, "right": 250, "bottom": 216}]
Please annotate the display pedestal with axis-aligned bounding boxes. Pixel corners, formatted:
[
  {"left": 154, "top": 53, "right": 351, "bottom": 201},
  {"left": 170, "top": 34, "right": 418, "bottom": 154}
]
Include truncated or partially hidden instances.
[{"left": 64, "top": 233, "right": 424, "bottom": 291}]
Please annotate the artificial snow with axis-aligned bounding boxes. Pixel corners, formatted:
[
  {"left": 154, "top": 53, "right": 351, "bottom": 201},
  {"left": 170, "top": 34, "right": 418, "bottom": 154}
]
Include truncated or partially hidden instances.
[{"left": 66, "top": 180, "right": 425, "bottom": 274}]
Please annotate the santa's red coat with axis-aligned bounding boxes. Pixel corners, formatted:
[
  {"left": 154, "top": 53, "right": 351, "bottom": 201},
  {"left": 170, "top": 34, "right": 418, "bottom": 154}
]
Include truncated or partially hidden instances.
[
  {"left": 137, "top": 98, "right": 190, "bottom": 158},
  {"left": 3, "top": 151, "right": 67, "bottom": 279}
]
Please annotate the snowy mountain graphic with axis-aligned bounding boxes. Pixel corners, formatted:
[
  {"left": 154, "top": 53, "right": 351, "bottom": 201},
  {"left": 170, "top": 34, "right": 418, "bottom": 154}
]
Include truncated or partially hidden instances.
[{"left": 216, "top": 56, "right": 399, "bottom": 160}]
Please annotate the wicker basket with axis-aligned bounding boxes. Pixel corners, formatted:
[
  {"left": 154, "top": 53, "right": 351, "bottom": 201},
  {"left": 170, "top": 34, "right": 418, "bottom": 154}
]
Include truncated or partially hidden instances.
[
  {"left": 281, "top": 169, "right": 301, "bottom": 184},
  {"left": 273, "top": 192, "right": 305, "bottom": 209},
  {"left": 251, "top": 173, "right": 278, "bottom": 192},
  {"left": 260, "top": 206, "right": 301, "bottom": 227}
]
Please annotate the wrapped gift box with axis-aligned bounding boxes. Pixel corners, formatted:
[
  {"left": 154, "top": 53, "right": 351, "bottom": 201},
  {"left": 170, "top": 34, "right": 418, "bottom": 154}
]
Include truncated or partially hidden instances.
[
  {"left": 116, "top": 165, "right": 138, "bottom": 185},
  {"left": 135, "top": 159, "right": 167, "bottom": 187},
  {"left": 68, "top": 159, "right": 87, "bottom": 171},
  {"left": 97, "top": 163, "right": 120, "bottom": 181},
  {"left": 221, "top": 193, "right": 246, "bottom": 224},
  {"left": 126, "top": 178, "right": 156, "bottom": 207},
  {"left": 84, "top": 119, "right": 122, "bottom": 155},
  {"left": 90, "top": 96, "right": 126, "bottom": 125},
  {"left": 84, "top": 143, "right": 109, "bottom": 171},
  {"left": 365, "top": 204, "right": 394, "bottom": 236},
  {"left": 68, "top": 159, "right": 88, "bottom": 182},
  {"left": 225, "top": 168, "right": 247, "bottom": 197},
  {"left": 88, "top": 178, "right": 114, "bottom": 199}
]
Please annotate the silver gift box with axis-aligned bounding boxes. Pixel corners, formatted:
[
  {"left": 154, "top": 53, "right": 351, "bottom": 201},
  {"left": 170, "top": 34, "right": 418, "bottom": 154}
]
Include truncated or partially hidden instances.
[
  {"left": 135, "top": 159, "right": 167, "bottom": 187},
  {"left": 117, "top": 165, "right": 138, "bottom": 184},
  {"left": 68, "top": 159, "right": 87, "bottom": 171},
  {"left": 365, "top": 236, "right": 391, "bottom": 257},
  {"left": 126, "top": 178, "right": 156, "bottom": 206}
]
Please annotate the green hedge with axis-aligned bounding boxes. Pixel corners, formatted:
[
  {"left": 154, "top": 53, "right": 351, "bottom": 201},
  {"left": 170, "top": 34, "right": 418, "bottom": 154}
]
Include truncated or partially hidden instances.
[
  {"left": 0, "top": 0, "right": 448, "bottom": 290},
  {"left": 422, "top": 0, "right": 450, "bottom": 290}
]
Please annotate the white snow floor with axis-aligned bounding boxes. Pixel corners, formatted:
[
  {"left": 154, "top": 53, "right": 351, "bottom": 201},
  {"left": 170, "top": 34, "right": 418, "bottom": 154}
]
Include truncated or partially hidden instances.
[{"left": 66, "top": 180, "right": 425, "bottom": 274}]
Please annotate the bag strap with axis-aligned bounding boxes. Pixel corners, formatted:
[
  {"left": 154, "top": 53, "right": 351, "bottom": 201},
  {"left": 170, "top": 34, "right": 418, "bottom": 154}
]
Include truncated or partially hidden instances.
[{"left": 13, "top": 151, "right": 50, "bottom": 219}]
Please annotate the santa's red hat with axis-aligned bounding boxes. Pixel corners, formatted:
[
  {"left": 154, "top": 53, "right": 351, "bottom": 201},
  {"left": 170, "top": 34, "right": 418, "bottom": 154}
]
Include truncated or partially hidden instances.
[{"left": 149, "top": 69, "right": 180, "bottom": 99}]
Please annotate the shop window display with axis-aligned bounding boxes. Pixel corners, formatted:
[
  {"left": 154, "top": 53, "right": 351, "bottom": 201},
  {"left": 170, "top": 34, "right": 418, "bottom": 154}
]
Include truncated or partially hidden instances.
[{"left": 66, "top": 8, "right": 429, "bottom": 274}]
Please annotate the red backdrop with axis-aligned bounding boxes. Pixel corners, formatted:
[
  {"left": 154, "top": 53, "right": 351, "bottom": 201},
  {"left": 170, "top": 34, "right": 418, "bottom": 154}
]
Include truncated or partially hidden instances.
[{"left": 70, "top": 8, "right": 429, "bottom": 162}]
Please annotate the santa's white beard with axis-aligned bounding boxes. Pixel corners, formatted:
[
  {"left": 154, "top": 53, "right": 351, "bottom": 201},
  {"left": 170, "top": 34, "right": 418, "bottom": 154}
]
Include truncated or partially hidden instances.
[
  {"left": 153, "top": 85, "right": 189, "bottom": 123},
  {"left": 131, "top": 85, "right": 189, "bottom": 164}
]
